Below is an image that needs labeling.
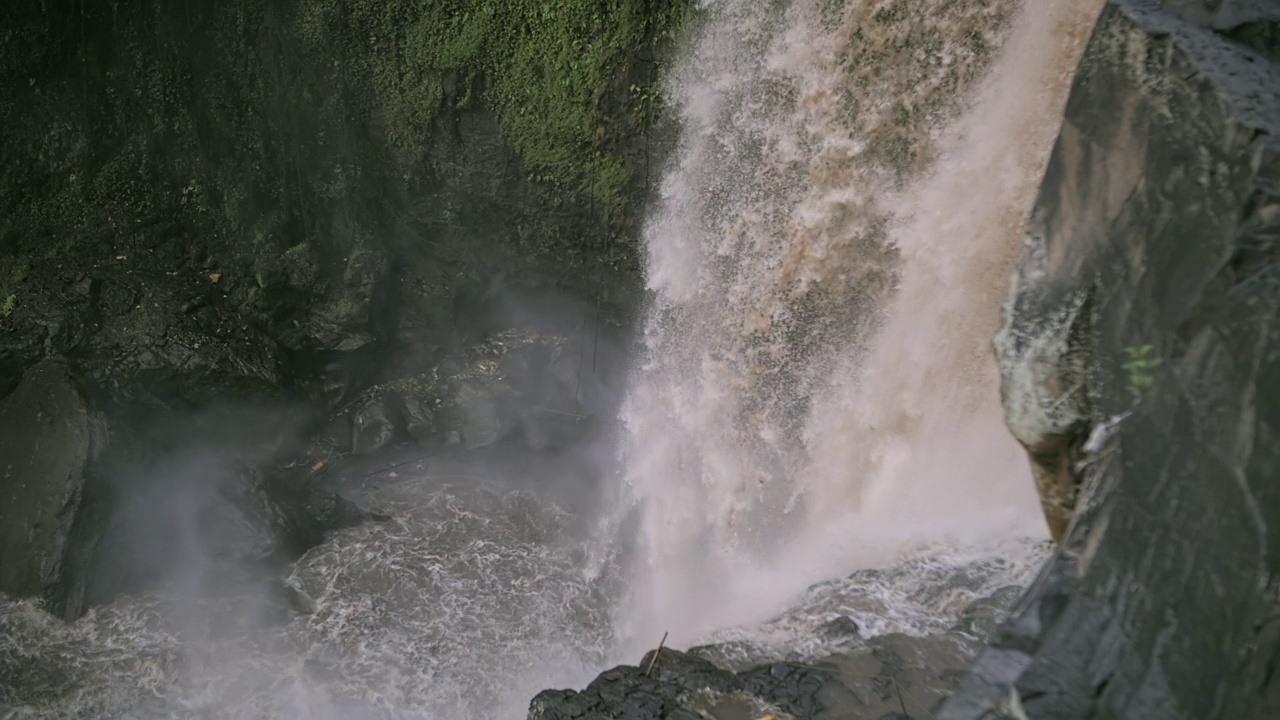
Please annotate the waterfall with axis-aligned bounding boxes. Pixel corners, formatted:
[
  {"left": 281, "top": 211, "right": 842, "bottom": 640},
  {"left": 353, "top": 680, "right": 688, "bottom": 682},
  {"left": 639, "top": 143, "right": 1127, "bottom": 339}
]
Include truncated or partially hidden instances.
[
  {"left": 0, "top": 2, "right": 1105, "bottom": 717},
  {"left": 611, "top": 0, "right": 1102, "bottom": 650}
]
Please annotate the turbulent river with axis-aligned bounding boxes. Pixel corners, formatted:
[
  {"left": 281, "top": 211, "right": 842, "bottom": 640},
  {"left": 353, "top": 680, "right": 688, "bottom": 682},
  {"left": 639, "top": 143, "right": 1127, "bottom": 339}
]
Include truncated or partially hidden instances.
[{"left": 0, "top": 0, "right": 1099, "bottom": 718}]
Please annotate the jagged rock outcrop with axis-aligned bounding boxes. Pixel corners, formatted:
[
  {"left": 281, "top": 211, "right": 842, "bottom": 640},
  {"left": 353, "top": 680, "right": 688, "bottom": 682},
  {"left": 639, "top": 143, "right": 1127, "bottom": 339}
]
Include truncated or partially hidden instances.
[{"left": 944, "top": 1, "right": 1279, "bottom": 717}]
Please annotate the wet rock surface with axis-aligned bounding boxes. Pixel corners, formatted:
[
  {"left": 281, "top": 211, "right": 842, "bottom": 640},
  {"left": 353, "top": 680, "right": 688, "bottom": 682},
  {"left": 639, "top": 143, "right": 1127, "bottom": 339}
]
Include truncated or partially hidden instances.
[
  {"left": 945, "top": 1, "right": 1280, "bottom": 718},
  {"left": 0, "top": 360, "right": 104, "bottom": 611},
  {"left": 529, "top": 576, "right": 1031, "bottom": 720},
  {"left": 321, "top": 329, "right": 595, "bottom": 457},
  {"left": 530, "top": 635, "right": 986, "bottom": 720}
]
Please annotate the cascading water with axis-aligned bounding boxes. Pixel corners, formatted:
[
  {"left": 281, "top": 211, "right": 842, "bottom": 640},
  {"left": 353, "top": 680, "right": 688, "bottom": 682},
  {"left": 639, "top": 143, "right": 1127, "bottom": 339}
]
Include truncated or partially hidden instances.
[
  {"left": 610, "top": 0, "right": 1101, "bottom": 652},
  {"left": 0, "top": 1, "right": 1101, "bottom": 718}
]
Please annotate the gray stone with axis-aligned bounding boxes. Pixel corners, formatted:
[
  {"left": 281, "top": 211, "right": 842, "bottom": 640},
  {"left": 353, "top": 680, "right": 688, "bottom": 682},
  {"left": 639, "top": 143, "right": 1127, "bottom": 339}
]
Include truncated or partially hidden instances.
[
  {"left": 397, "top": 394, "right": 438, "bottom": 445},
  {"left": 944, "top": 1, "right": 1280, "bottom": 717},
  {"left": 0, "top": 360, "right": 104, "bottom": 606},
  {"left": 449, "top": 379, "right": 506, "bottom": 451},
  {"left": 950, "top": 586, "right": 1025, "bottom": 639},
  {"left": 352, "top": 397, "right": 397, "bottom": 455}
]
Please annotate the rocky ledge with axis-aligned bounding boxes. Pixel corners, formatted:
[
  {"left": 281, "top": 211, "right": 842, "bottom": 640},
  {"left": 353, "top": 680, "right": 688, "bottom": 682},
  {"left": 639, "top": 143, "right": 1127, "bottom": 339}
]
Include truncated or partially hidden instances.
[
  {"left": 532, "top": 641, "right": 971, "bottom": 720},
  {"left": 529, "top": 574, "right": 1027, "bottom": 720}
]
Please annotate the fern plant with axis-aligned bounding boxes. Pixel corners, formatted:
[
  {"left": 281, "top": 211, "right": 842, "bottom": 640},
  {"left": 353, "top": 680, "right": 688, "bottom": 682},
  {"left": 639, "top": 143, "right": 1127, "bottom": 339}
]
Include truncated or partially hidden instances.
[{"left": 1122, "top": 344, "right": 1161, "bottom": 398}]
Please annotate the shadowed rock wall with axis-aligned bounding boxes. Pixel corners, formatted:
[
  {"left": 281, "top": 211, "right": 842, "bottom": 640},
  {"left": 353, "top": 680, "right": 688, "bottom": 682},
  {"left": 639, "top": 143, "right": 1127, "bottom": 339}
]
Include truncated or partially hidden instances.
[{"left": 943, "top": 1, "right": 1280, "bottom": 717}]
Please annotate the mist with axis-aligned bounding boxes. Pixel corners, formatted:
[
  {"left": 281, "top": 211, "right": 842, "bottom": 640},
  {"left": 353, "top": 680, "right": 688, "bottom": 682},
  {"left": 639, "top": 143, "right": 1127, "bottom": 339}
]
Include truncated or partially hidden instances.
[
  {"left": 3, "top": 0, "right": 1106, "bottom": 718},
  {"left": 607, "top": 0, "right": 1101, "bottom": 652}
]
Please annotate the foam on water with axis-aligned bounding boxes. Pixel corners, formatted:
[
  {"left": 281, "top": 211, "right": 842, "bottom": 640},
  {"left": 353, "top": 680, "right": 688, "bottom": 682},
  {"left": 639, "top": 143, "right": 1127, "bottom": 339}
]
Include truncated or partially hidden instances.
[
  {"left": 0, "top": 1, "right": 1103, "bottom": 717},
  {"left": 691, "top": 538, "right": 1052, "bottom": 670},
  {"left": 610, "top": 0, "right": 1101, "bottom": 653},
  {"left": 2, "top": 485, "right": 613, "bottom": 719}
]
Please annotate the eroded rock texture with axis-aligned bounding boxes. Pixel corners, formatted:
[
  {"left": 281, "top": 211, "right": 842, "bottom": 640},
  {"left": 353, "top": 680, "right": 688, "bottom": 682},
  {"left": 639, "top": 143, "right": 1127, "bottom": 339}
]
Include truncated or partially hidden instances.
[{"left": 944, "top": 1, "right": 1280, "bottom": 717}]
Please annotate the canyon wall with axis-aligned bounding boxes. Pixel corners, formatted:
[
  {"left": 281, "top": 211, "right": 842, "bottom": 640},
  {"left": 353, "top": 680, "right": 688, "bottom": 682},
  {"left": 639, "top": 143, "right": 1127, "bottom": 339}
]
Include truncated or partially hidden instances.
[{"left": 944, "top": 1, "right": 1280, "bottom": 717}]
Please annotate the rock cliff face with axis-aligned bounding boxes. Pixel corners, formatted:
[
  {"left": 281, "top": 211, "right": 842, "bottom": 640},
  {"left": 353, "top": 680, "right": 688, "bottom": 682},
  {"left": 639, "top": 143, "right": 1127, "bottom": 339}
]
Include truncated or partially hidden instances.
[{"left": 942, "top": 1, "right": 1280, "bottom": 717}]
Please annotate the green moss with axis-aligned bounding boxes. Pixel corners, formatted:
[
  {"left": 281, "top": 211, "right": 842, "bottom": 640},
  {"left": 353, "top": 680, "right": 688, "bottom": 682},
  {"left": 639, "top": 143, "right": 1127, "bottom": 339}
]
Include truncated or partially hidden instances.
[
  {"left": 283, "top": 243, "right": 322, "bottom": 290},
  {"left": 0, "top": 261, "right": 27, "bottom": 318},
  {"left": 0, "top": 0, "right": 689, "bottom": 330},
  {"left": 334, "top": 295, "right": 368, "bottom": 325},
  {"left": 1123, "top": 344, "right": 1161, "bottom": 399},
  {"left": 300, "top": 0, "right": 690, "bottom": 213}
]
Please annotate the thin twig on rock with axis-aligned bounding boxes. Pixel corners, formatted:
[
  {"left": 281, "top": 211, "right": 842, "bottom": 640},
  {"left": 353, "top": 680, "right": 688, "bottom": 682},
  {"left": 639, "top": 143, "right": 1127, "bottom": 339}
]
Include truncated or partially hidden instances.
[
  {"left": 892, "top": 674, "right": 911, "bottom": 719},
  {"left": 644, "top": 631, "right": 669, "bottom": 677}
]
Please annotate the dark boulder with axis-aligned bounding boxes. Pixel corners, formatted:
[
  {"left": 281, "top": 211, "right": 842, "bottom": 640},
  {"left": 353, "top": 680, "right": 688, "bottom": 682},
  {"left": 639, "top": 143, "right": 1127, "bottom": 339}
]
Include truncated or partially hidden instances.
[
  {"left": 944, "top": 2, "right": 1280, "bottom": 718},
  {"left": 0, "top": 360, "right": 104, "bottom": 609},
  {"left": 531, "top": 631, "right": 992, "bottom": 720},
  {"left": 528, "top": 649, "right": 750, "bottom": 720}
]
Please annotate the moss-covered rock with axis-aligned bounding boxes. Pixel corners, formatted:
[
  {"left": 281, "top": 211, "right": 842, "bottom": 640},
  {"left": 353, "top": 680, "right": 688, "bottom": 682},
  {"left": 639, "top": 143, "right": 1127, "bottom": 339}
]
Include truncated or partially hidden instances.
[{"left": 0, "top": 0, "right": 687, "bottom": 404}]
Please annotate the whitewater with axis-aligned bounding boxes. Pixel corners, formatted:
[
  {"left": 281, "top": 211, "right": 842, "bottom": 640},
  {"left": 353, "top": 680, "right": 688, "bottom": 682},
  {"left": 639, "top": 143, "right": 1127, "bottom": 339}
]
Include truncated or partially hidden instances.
[
  {"left": 607, "top": 0, "right": 1098, "bottom": 652},
  {"left": 0, "top": 0, "right": 1100, "bottom": 718}
]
